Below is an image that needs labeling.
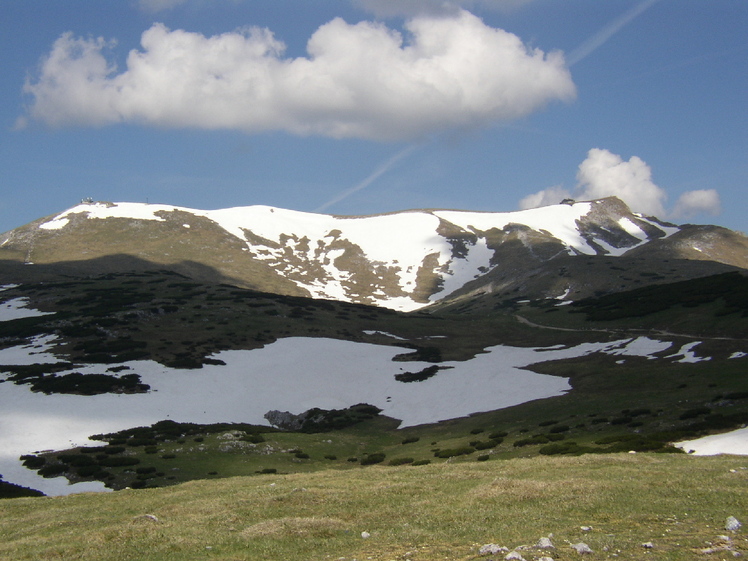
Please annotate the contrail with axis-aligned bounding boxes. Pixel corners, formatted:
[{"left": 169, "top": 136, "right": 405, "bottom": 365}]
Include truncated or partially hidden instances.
[
  {"left": 567, "top": 0, "right": 661, "bottom": 67},
  {"left": 315, "top": 144, "right": 419, "bottom": 213}
]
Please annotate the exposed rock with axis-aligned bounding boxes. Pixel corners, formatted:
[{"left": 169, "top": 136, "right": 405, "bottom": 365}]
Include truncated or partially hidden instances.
[
  {"left": 479, "top": 544, "right": 509, "bottom": 556},
  {"left": 536, "top": 536, "right": 555, "bottom": 549},
  {"left": 570, "top": 542, "right": 593, "bottom": 554},
  {"left": 504, "top": 551, "right": 525, "bottom": 561},
  {"left": 726, "top": 516, "right": 742, "bottom": 531},
  {"left": 360, "top": 531, "right": 371, "bottom": 539},
  {"left": 641, "top": 542, "right": 654, "bottom": 549}
]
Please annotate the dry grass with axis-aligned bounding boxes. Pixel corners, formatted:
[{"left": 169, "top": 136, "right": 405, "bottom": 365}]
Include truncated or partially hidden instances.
[{"left": 1, "top": 453, "right": 746, "bottom": 560}]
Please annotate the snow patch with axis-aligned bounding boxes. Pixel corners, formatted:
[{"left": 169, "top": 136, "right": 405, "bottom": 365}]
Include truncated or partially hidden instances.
[
  {"left": 0, "top": 298, "right": 55, "bottom": 321},
  {"left": 676, "top": 427, "right": 748, "bottom": 456}
]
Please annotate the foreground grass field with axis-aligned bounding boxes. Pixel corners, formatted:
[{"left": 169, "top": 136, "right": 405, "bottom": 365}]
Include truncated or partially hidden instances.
[{"left": 2, "top": 454, "right": 746, "bottom": 561}]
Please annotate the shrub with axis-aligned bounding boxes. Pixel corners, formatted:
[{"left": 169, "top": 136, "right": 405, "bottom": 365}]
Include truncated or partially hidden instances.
[
  {"left": 20, "top": 455, "right": 46, "bottom": 469},
  {"left": 388, "top": 457, "right": 414, "bottom": 466},
  {"left": 161, "top": 454, "right": 176, "bottom": 460},
  {"left": 469, "top": 428, "right": 485, "bottom": 434},
  {"left": 411, "top": 459, "right": 431, "bottom": 466},
  {"left": 136, "top": 466, "right": 157, "bottom": 474},
  {"left": 360, "top": 452, "right": 386, "bottom": 465},
  {"left": 38, "top": 464, "right": 67, "bottom": 478},
  {"left": 488, "top": 431, "right": 508, "bottom": 440},
  {"left": 104, "top": 446, "right": 126, "bottom": 455},
  {"left": 324, "top": 455, "right": 337, "bottom": 460},
  {"left": 549, "top": 425, "right": 570, "bottom": 433},
  {"left": 295, "top": 452, "right": 310, "bottom": 459},
  {"left": 401, "top": 437, "right": 420, "bottom": 445},
  {"left": 513, "top": 435, "right": 549, "bottom": 447},
  {"left": 476, "top": 455, "right": 490, "bottom": 462}
]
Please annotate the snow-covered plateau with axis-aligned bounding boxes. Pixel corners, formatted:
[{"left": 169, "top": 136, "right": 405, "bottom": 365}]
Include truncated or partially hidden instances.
[{"left": 0, "top": 316, "right": 733, "bottom": 497}]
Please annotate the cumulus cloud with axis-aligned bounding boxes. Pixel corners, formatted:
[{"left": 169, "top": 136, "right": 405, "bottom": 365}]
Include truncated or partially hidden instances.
[
  {"left": 576, "top": 148, "right": 667, "bottom": 216},
  {"left": 520, "top": 148, "right": 722, "bottom": 221},
  {"left": 22, "top": 10, "right": 575, "bottom": 141},
  {"left": 672, "top": 189, "right": 721, "bottom": 219}
]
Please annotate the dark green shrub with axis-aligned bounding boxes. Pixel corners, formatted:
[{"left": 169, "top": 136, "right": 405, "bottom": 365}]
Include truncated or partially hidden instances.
[
  {"left": 388, "top": 457, "right": 414, "bottom": 466},
  {"left": 161, "top": 454, "right": 176, "bottom": 460},
  {"left": 549, "top": 425, "right": 570, "bottom": 433},
  {"left": 488, "top": 431, "right": 508, "bottom": 440},
  {"left": 324, "top": 455, "right": 337, "bottom": 460},
  {"left": 434, "top": 447, "right": 474, "bottom": 458},
  {"left": 513, "top": 435, "right": 549, "bottom": 447},
  {"left": 411, "top": 459, "right": 431, "bottom": 466},
  {"left": 241, "top": 434, "right": 265, "bottom": 444},
  {"left": 473, "top": 440, "right": 500, "bottom": 450},
  {"left": 360, "top": 452, "right": 386, "bottom": 465},
  {"left": 476, "top": 455, "right": 490, "bottom": 462},
  {"left": 20, "top": 455, "right": 45, "bottom": 469},
  {"left": 401, "top": 437, "right": 420, "bottom": 445},
  {"left": 136, "top": 467, "right": 157, "bottom": 474},
  {"left": 295, "top": 452, "right": 310, "bottom": 459},
  {"left": 104, "top": 446, "right": 126, "bottom": 455},
  {"left": 469, "top": 428, "right": 485, "bottom": 434},
  {"left": 38, "top": 464, "right": 67, "bottom": 478}
]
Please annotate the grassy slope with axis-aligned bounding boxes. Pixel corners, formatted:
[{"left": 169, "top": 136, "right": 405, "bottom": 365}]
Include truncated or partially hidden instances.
[{"left": 1, "top": 454, "right": 746, "bottom": 560}]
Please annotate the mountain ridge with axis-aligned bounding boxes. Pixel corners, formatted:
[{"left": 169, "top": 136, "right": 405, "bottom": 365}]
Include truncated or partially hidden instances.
[{"left": 1, "top": 197, "right": 745, "bottom": 311}]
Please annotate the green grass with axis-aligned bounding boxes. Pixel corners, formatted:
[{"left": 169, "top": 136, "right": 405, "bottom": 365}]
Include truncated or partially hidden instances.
[{"left": 1, "top": 454, "right": 746, "bottom": 560}]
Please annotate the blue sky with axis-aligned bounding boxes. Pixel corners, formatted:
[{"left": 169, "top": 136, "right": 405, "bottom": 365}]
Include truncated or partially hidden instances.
[{"left": 1, "top": 0, "right": 746, "bottom": 234}]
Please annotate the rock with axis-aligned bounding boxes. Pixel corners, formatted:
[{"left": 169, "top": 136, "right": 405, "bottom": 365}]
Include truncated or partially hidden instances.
[
  {"left": 580, "top": 526, "right": 592, "bottom": 532},
  {"left": 726, "top": 516, "right": 742, "bottom": 531},
  {"left": 538, "top": 558, "right": 554, "bottom": 561},
  {"left": 536, "top": 537, "right": 555, "bottom": 549},
  {"left": 361, "top": 531, "right": 371, "bottom": 539},
  {"left": 571, "top": 542, "right": 593, "bottom": 554},
  {"left": 479, "top": 544, "right": 509, "bottom": 556},
  {"left": 641, "top": 542, "right": 654, "bottom": 549},
  {"left": 504, "top": 552, "right": 525, "bottom": 561}
]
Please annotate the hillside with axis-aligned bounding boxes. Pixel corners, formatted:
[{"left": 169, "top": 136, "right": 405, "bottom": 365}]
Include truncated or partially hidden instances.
[
  {"left": 2, "top": 197, "right": 746, "bottom": 311},
  {"left": 2, "top": 454, "right": 746, "bottom": 561}
]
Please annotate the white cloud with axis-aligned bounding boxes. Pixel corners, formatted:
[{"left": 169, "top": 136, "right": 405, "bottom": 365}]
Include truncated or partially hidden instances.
[
  {"left": 519, "top": 148, "right": 722, "bottom": 222},
  {"left": 22, "top": 11, "right": 575, "bottom": 141},
  {"left": 576, "top": 148, "right": 667, "bottom": 217},
  {"left": 518, "top": 185, "right": 570, "bottom": 210},
  {"left": 672, "top": 189, "right": 721, "bottom": 219}
]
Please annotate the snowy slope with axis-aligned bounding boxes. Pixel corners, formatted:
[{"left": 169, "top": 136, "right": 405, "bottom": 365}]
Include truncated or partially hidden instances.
[{"left": 33, "top": 198, "right": 679, "bottom": 311}]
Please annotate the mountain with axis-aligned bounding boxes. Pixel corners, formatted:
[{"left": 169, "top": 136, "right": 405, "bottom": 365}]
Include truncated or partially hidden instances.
[{"left": 1, "top": 197, "right": 746, "bottom": 311}]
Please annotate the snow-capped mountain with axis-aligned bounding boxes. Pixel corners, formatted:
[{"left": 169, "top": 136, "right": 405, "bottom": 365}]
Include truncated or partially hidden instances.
[{"left": 1, "top": 197, "right": 746, "bottom": 311}]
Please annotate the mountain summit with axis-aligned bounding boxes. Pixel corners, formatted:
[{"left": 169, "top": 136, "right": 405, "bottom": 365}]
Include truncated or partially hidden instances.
[{"left": 1, "top": 197, "right": 745, "bottom": 311}]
